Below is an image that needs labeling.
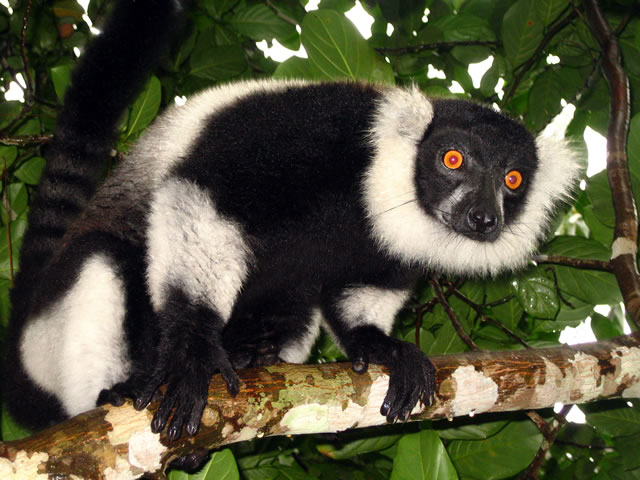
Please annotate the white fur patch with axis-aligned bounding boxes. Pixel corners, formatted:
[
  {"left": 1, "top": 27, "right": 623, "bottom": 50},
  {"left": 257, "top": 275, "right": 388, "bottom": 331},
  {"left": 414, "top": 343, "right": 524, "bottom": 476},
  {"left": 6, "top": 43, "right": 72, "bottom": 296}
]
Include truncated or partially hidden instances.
[
  {"left": 146, "top": 179, "right": 252, "bottom": 319},
  {"left": 364, "top": 89, "right": 581, "bottom": 276},
  {"left": 338, "top": 286, "right": 410, "bottom": 334},
  {"left": 20, "top": 255, "right": 130, "bottom": 416},
  {"left": 279, "top": 308, "right": 322, "bottom": 363}
]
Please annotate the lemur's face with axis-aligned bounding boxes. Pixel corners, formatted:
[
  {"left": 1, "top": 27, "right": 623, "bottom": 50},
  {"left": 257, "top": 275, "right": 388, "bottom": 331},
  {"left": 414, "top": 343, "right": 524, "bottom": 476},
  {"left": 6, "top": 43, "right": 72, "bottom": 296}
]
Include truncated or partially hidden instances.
[
  {"left": 415, "top": 123, "right": 537, "bottom": 244},
  {"left": 414, "top": 100, "right": 538, "bottom": 245}
]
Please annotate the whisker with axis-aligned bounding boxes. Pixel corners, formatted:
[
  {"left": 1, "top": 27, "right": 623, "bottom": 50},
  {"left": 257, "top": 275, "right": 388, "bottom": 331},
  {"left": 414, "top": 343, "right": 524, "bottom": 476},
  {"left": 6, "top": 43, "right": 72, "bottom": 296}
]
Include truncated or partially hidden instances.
[{"left": 373, "top": 198, "right": 418, "bottom": 217}]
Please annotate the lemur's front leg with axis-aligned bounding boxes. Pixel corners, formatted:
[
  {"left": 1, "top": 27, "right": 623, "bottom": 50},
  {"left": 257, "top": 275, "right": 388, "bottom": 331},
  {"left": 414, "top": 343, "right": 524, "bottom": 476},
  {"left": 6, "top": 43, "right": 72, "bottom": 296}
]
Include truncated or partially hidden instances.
[{"left": 322, "top": 286, "right": 436, "bottom": 422}]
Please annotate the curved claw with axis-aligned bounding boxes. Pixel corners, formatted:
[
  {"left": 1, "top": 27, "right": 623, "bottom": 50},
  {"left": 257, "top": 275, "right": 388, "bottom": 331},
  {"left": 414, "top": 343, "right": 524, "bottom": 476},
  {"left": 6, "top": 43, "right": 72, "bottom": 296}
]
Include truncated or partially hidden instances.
[{"left": 381, "top": 341, "right": 436, "bottom": 423}]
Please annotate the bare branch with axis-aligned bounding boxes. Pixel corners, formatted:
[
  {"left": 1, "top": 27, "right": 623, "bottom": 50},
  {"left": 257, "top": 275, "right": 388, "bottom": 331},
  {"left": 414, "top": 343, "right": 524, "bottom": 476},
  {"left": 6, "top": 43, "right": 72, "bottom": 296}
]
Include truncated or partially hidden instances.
[
  {"left": 0, "top": 135, "right": 53, "bottom": 147},
  {"left": 534, "top": 254, "right": 613, "bottom": 271},
  {"left": 2, "top": 334, "right": 639, "bottom": 478},
  {"left": 583, "top": 0, "right": 640, "bottom": 329}
]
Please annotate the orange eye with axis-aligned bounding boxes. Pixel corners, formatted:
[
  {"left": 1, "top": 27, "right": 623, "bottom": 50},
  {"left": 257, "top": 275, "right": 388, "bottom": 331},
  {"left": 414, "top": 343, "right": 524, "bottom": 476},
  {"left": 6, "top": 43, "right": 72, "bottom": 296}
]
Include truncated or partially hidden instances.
[
  {"left": 505, "top": 170, "right": 523, "bottom": 190},
  {"left": 443, "top": 150, "right": 463, "bottom": 169}
]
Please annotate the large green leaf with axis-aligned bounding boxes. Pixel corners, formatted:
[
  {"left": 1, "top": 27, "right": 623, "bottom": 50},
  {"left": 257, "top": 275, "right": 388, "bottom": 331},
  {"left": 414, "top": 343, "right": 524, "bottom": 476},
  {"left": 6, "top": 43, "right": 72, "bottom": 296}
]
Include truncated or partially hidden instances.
[
  {"left": 502, "top": 0, "right": 544, "bottom": 67},
  {"left": 447, "top": 420, "right": 542, "bottom": 480},
  {"left": 542, "top": 236, "right": 621, "bottom": 305},
  {"left": 126, "top": 76, "right": 161, "bottom": 139},
  {"left": 391, "top": 430, "right": 458, "bottom": 480},
  {"left": 535, "top": 0, "right": 569, "bottom": 26},
  {"left": 582, "top": 401, "right": 640, "bottom": 438},
  {"left": 301, "top": 10, "right": 392, "bottom": 82},
  {"left": 14, "top": 156, "right": 45, "bottom": 185},
  {"left": 0, "top": 146, "right": 17, "bottom": 169},
  {"left": 437, "top": 419, "right": 508, "bottom": 441},
  {"left": 527, "top": 69, "right": 564, "bottom": 131},
  {"left": 427, "top": 319, "right": 469, "bottom": 356},
  {"left": 317, "top": 434, "right": 401, "bottom": 460},
  {"left": 231, "top": 4, "right": 297, "bottom": 47},
  {"left": 585, "top": 170, "right": 615, "bottom": 228},
  {"left": 190, "top": 43, "right": 248, "bottom": 81},
  {"left": 273, "top": 56, "right": 318, "bottom": 80},
  {"left": 50, "top": 63, "right": 73, "bottom": 101},
  {"left": 513, "top": 269, "right": 559, "bottom": 319}
]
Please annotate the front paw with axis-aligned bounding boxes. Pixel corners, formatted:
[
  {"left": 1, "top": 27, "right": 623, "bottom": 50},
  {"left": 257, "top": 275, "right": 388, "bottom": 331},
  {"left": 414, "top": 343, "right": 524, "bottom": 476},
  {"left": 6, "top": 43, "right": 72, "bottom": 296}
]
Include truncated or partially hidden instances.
[
  {"left": 379, "top": 341, "right": 436, "bottom": 422},
  {"left": 134, "top": 343, "right": 240, "bottom": 440},
  {"left": 346, "top": 327, "right": 436, "bottom": 423}
]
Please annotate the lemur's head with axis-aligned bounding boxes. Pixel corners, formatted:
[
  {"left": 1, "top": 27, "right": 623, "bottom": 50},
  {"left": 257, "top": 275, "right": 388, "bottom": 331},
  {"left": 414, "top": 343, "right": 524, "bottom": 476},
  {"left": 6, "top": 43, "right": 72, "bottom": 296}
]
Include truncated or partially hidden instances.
[{"left": 365, "top": 87, "right": 582, "bottom": 276}]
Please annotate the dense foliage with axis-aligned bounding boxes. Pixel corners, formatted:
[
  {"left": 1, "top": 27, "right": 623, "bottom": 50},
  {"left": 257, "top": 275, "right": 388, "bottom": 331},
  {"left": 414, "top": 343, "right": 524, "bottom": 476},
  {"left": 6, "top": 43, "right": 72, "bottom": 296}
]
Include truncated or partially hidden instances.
[{"left": 1, "top": 0, "right": 639, "bottom": 478}]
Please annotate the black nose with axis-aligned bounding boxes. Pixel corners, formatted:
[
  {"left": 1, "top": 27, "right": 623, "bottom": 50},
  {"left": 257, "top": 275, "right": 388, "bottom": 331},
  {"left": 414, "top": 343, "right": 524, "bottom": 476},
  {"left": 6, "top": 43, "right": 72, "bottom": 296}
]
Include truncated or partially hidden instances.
[{"left": 467, "top": 208, "right": 498, "bottom": 234}]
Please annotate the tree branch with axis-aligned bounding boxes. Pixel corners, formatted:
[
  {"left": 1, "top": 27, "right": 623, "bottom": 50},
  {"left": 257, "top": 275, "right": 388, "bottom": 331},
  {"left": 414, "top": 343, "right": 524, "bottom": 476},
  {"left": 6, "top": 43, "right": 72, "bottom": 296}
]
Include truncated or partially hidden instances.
[
  {"left": 376, "top": 40, "right": 498, "bottom": 55},
  {"left": 2, "top": 334, "right": 639, "bottom": 478},
  {"left": 583, "top": 0, "right": 640, "bottom": 329},
  {"left": 533, "top": 254, "right": 613, "bottom": 271}
]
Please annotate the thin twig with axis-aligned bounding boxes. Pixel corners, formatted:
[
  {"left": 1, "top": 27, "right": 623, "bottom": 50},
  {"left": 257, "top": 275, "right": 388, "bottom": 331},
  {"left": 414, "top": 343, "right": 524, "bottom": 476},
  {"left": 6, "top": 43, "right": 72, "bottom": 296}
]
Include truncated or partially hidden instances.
[
  {"left": 264, "top": 0, "right": 299, "bottom": 27},
  {"left": 0, "top": 134, "right": 53, "bottom": 147},
  {"left": 520, "top": 405, "right": 572, "bottom": 479},
  {"left": 451, "top": 289, "right": 531, "bottom": 349},
  {"left": 534, "top": 254, "right": 613, "bottom": 271},
  {"left": 377, "top": 40, "right": 498, "bottom": 55},
  {"left": 430, "top": 277, "right": 478, "bottom": 351},
  {"left": 414, "top": 279, "right": 462, "bottom": 346}
]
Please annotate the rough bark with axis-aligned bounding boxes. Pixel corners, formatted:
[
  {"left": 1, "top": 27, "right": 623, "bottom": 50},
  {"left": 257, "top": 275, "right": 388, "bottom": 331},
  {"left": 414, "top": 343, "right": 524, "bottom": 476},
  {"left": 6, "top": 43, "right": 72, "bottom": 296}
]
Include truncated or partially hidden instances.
[
  {"left": 583, "top": 0, "right": 640, "bottom": 327},
  {"left": 1, "top": 334, "right": 639, "bottom": 479}
]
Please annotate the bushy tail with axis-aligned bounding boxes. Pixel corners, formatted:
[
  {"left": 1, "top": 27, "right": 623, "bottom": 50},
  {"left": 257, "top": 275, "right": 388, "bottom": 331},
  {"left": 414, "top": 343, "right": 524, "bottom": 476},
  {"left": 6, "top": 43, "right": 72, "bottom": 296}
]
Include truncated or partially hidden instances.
[{"left": 11, "top": 0, "right": 184, "bottom": 320}]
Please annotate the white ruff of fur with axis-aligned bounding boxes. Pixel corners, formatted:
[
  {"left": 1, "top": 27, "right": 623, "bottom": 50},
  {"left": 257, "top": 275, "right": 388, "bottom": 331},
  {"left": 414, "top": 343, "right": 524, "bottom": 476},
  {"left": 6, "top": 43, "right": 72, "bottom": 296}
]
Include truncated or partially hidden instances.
[{"left": 364, "top": 87, "right": 581, "bottom": 276}]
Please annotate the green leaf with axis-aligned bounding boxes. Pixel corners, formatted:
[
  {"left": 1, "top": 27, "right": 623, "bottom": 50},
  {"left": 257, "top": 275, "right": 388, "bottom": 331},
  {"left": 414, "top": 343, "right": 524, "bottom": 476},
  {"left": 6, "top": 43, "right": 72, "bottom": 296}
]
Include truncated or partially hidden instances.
[
  {"left": 273, "top": 56, "right": 318, "bottom": 80},
  {"left": 583, "top": 401, "right": 640, "bottom": 438},
  {"left": 590, "top": 311, "right": 625, "bottom": 340},
  {"left": 201, "top": 0, "right": 238, "bottom": 18},
  {"left": 317, "top": 434, "right": 401, "bottom": 460},
  {"left": 513, "top": 270, "right": 559, "bottom": 319},
  {"left": 1, "top": 405, "right": 33, "bottom": 442},
  {"left": 0, "top": 101, "right": 23, "bottom": 130},
  {"left": 427, "top": 319, "right": 468, "bottom": 355},
  {"left": 231, "top": 4, "right": 297, "bottom": 45},
  {"left": 169, "top": 449, "right": 239, "bottom": 480},
  {"left": 535, "top": 0, "right": 569, "bottom": 26},
  {"left": 14, "top": 156, "right": 46, "bottom": 185},
  {"left": 0, "top": 146, "right": 17, "bottom": 169},
  {"left": 502, "top": 0, "right": 544, "bottom": 67},
  {"left": 543, "top": 236, "right": 621, "bottom": 305},
  {"left": 437, "top": 419, "right": 508, "bottom": 441},
  {"left": 585, "top": 170, "right": 615, "bottom": 228},
  {"left": 190, "top": 42, "right": 248, "bottom": 81},
  {"left": 391, "top": 430, "right": 458, "bottom": 480},
  {"left": 527, "top": 69, "right": 564, "bottom": 131},
  {"left": 448, "top": 419, "right": 542, "bottom": 480},
  {"left": 301, "top": 10, "right": 392, "bottom": 82},
  {"left": 126, "top": 76, "right": 161, "bottom": 138},
  {"left": 0, "top": 183, "right": 28, "bottom": 222},
  {"left": 432, "top": 14, "right": 495, "bottom": 43},
  {"left": 50, "top": 63, "right": 73, "bottom": 101}
]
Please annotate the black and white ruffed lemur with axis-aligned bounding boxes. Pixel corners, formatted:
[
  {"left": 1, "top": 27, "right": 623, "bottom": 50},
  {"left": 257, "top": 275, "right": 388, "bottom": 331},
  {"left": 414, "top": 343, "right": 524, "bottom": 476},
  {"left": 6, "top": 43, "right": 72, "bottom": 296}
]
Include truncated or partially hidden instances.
[{"left": 4, "top": 0, "right": 580, "bottom": 444}]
